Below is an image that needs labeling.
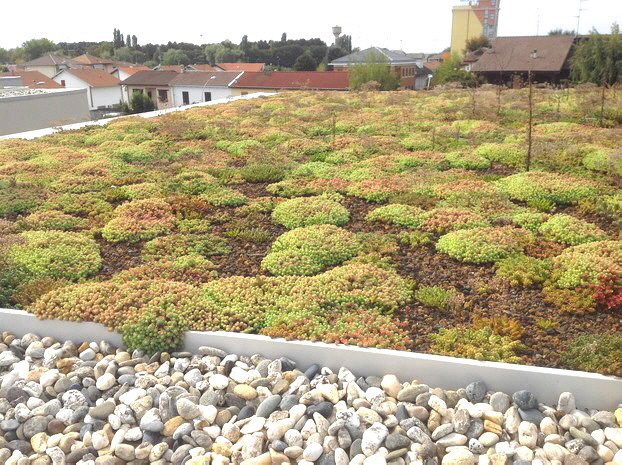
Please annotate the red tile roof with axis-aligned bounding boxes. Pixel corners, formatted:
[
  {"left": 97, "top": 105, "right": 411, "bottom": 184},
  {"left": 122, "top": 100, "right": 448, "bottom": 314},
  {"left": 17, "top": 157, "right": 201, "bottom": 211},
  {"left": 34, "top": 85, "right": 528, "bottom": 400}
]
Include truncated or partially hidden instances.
[
  {"left": 63, "top": 68, "right": 121, "bottom": 87},
  {"left": 0, "top": 71, "right": 62, "bottom": 89},
  {"left": 192, "top": 64, "right": 219, "bottom": 72},
  {"left": 231, "top": 71, "right": 349, "bottom": 90},
  {"left": 73, "top": 54, "right": 113, "bottom": 65},
  {"left": 116, "top": 66, "right": 150, "bottom": 76},
  {"left": 217, "top": 63, "right": 265, "bottom": 72},
  {"left": 424, "top": 61, "right": 442, "bottom": 71},
  {"left": 157, "top": 65, "right": 186, "bottom": 73}
]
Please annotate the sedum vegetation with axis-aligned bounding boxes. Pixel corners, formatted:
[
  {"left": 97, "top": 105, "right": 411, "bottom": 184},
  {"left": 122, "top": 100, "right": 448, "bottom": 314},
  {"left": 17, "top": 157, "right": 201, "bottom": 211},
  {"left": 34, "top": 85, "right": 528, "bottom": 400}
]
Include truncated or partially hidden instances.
[{"left": 0, "top": 88, "right": 619, "bottom": 373}]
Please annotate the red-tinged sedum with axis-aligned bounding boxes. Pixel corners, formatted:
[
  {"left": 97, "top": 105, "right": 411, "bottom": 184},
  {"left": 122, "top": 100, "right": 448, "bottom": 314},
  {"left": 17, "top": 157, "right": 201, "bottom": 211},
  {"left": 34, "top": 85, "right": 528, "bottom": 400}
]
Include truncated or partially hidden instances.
[{"left": 102, "top": 198, "right": 176, "bottom": 243}]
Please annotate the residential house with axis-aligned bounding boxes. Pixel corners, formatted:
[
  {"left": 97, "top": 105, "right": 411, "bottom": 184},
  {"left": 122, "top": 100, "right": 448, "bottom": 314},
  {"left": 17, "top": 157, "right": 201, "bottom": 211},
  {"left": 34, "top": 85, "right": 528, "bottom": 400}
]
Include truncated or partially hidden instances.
[
  {"left": 111, "top": 66, "right": 151, "bottom": 81},
  {"left": 19, "top": 53, "right": 80, "bottom": 78},
  {"left": 328, "top": 47, "right": 423, "bottom": 90},
  {"left": 53, "top": 68, "right": 122, "bottom": 110},
  {"left": 121, "top": 70, "right": 178, "bottom": 110},
  {"left": 170, "top": 71, "right": 242, "bottom": 105},
  {"left": 468, "top": 35, "right": 576, "bottom": 86},
  {"left": 0, "top": 71, "right": 62, "bottom": 89},
  {"left": 230, "top": 71, "right": 349, "bottom": 96},
  {"left": 215, "top": 63, "right": 265, "bottom": 72},
  {"left": 73, "top": 54, "right": 116, "bottom": 73}
]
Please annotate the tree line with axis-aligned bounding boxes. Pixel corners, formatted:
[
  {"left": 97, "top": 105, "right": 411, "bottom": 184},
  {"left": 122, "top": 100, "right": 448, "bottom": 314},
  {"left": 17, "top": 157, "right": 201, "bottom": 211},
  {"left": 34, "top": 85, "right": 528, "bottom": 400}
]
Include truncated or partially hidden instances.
[{"left": 0, "top": 30, "right": 355, "bottom": 72}]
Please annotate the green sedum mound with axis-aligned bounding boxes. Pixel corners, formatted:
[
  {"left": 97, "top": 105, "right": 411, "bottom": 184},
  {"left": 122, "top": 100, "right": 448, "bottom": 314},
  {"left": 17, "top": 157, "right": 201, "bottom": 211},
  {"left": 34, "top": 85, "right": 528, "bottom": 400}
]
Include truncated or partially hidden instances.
[
  {"left": 261, "top": 225, "right": 360, "bottom": 275},
  {"left": 271, "top": 195, "right": 350, "bottom": 229},
  {"left": 142, "top": 234, "right": 230, "bottom": 261},
  {"left": 366, "top": 204, "right": 424, "bottom": 228},
  {"left": 495, "top": 254, "right": 551, "bottom": 288},
  {"left": 549, "top": 240, "right": 622, "bottom": 289},
  {"left": 538, "top": 214, "right": 608, "bottom": 245},
  {"left": 17, "top": 210, "right": 88, "bottom": 232},
  {"left": 415, "top": 208, "right": 489, "bottom": 235},
  {"left": 495, "top": 171, "right": 601, "bottom": 206},
  {"left": 8, "top": 231, "right": 101, "bottom": 280},
  {"left": 102, "top": 198, "right": 175, "bottom": 242},
  {"left": 429, "top": 326, "right": 523, "bottom": 363},
  {"left": 436, "top": 226, "right": 533, "bottom": 264}
]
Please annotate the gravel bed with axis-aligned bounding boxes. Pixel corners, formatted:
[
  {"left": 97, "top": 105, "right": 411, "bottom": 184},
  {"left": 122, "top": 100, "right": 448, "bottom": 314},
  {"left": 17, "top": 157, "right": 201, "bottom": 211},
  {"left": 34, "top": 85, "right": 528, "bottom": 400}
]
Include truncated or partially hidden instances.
[{"left": 0, "top": 331, "right": 621, "bottom": 465}]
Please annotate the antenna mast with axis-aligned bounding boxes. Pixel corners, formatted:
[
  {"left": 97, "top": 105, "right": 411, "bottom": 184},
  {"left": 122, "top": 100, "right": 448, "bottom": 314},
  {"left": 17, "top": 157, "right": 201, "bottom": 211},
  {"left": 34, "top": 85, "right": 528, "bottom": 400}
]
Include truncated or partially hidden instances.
[{"left": 576, "top": 0, "right": 588, "bottom": 36}]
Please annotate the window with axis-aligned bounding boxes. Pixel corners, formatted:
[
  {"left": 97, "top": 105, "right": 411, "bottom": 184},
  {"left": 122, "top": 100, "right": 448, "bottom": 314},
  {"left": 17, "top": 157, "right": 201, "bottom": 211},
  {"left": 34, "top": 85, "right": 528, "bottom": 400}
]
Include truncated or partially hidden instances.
[
  {"left": 133, "top": 88, "right": 143, "bottom": 95},
  {"left": 241, "top": 92, "right": 248, "bottom": 96},
  {"left": 147, "top": 91, "right": 152, "bottom": 99},
  {"left": 158, "top": 89, "right": 168, "bottom": 102},
  {"left": 60, "top": 80, "right": 66, "bottom": 87},
  {"left": 204, "top": 92, "right": 212, "bottom": 102},
  {"left": 182, "top": 91, "right": 189, "bottom": 105}
]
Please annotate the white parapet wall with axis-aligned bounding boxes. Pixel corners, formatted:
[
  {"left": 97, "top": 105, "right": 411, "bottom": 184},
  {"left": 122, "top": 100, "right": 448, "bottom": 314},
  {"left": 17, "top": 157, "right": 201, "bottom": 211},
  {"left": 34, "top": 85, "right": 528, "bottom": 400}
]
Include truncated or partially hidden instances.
[
  {"left": 0, "top": 92, "right": 277, "bottom": 140},
  {"left": 0, "top": 88, "right": 91, "bottom": 136},
  {"left": 0, "top": 308, "right": 620, "bottom": 410}
]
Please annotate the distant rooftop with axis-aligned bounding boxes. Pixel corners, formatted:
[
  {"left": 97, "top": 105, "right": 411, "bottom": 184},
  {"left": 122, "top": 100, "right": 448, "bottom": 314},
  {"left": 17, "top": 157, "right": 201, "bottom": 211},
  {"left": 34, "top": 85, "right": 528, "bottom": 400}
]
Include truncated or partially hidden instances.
[
  {"left": 231, "top": 71, "right": 349, "bottom": 90},
  {"left": 20, "top": 53, "right": 79, "bottom": 67},
  {"left": 170, "top": 71, "right": 242, "bottom": 87},
  {"left": 469, "top": 35, "right": 576, "bottom": 73},
  {"left": 0, "top": 71, "right": 62, "bottom": 89},
  {"left": 329, "top": 47, "right": 421, "bottom": 66},
  {"left": 216, "top": 63, "right": 265, "bottom": 72},
  {"left": 121, "top": 70, "right": 179, "bottom": 86},
  {"left": 59, "top": 68, "right": 121, "bottom": 87},
  {"left": 73, "top": 54, "right": 113, "bottom": 65}
]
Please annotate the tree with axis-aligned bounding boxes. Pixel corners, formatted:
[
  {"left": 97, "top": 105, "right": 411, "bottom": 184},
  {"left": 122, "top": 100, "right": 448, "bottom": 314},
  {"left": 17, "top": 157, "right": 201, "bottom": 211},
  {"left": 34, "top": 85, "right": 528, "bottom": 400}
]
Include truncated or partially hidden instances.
[
  {"left": 126, "top": 35, "right": 132, "bottom": 48},
  {"left": 113, "top": 47, "right": 135, "bottom": 63},
  {"left": 294, "top": 51, "right": 317, "bottom": 71},
  {"left": 128, "top": 92, "right": 155, "bottom": 113},
  {"left": 464, "top": 35, "right": 491, "bottom": 53},
  {"left": 162, "top": 49, "right": 190, "bottom": 65},
  {"left": 431, "top": 54, "right": 475, "bottom": 87},
  {"left": 240, "top": 35, "right": 249, "bottom": 54},
  {"left": 281, "top": 33, "right": 287, "bottom": 43},
  {"left": 204, "top": 41, "right": 244, "bottom": 64},
  {"left": 336, "top": 35, "right": 353, "bottom": 54},
  {"left": 571, "top": 23, "right": 621, "bottom": 86},
  {"left": 113, "top": 29, "right": 123, "bottom": 49},
  {"left": 0, "top": 48, "right": 10, "bottom": 64},
  {"left": 328, "top": 47, "right": 346, "bottom": 63},
  {"left": 132, "top": 35, "right": 138, "bottom": 48},
  {"left": 21, "top": 38, "right": 57, "bottom": 61},
  {"left": 549, "top": 29, "right": 575, "bottom": 36},
  {"left": 349, "top": 50, "right": 400, "bottom": 91}
]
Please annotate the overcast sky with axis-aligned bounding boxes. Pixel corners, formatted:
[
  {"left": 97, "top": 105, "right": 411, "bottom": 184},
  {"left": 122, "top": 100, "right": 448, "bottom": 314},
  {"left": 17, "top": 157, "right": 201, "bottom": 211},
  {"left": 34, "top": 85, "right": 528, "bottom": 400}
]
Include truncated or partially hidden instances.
[{"left": 1, "top": 0, "right": 620, "bottom": 52}]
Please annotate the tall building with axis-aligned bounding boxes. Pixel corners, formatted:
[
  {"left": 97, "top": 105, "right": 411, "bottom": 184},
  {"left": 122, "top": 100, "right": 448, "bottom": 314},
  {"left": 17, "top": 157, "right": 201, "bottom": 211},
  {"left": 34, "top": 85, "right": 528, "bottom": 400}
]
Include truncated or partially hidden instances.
[{"left": 451, "top": 0, "right": 501, "bottom": 56}]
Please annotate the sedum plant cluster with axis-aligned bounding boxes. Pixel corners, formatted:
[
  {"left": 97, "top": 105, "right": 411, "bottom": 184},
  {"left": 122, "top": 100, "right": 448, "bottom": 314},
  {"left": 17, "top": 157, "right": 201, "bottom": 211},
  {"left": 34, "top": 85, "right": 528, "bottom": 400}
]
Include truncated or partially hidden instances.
[{"left": 0, "top": 88, "right": 619, "bottom": 373}]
